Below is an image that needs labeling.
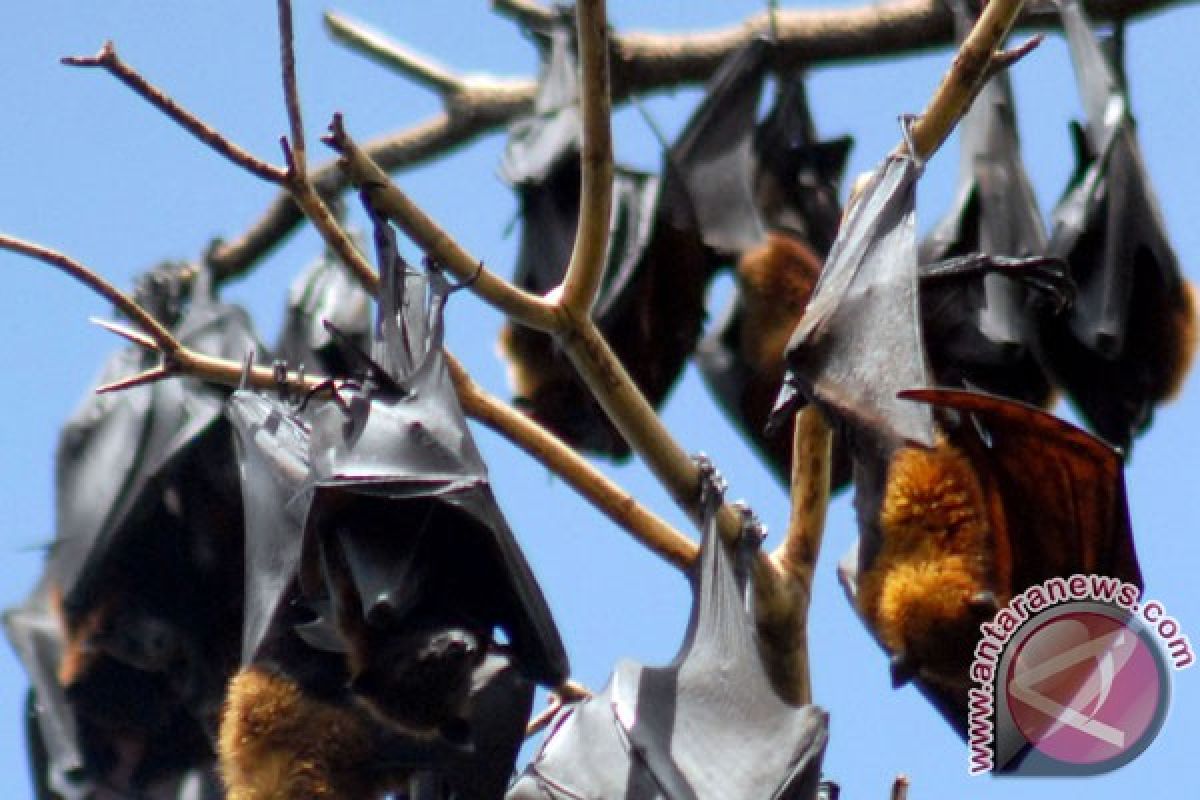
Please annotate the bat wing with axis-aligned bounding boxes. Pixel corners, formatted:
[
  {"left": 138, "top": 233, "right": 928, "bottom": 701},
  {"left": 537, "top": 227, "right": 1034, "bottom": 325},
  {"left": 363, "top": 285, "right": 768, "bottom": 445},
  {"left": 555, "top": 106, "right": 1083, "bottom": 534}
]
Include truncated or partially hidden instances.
[
  {"left": 1043, "top": 0, "right": 1196, "bottom": 449},
  {"left": 775, "top": 154, "right": 935, "bottom": 449},
  {"left": 900, "top": 387, "right": 1142, "bottom": 591},
  {"left": 53, "top": 266, "right": 261, "bottom": 613},
  {"left": 3, "top": 580, "right": 87, "bottom": 800},
  {"left": 917, "top": 0, "right": 1053, "bottom": 405},
  {"left": 226, "top": 389, "right": 313, "bottom": 664},
  {"left": 660, "top": 37, "right": 769, "bottom": 260},
  {"left": 306, "top": 209, "right": 569, "bottom": 687},
  {"left": 512, "top": 492, "right": 828, "bottom": 800}
]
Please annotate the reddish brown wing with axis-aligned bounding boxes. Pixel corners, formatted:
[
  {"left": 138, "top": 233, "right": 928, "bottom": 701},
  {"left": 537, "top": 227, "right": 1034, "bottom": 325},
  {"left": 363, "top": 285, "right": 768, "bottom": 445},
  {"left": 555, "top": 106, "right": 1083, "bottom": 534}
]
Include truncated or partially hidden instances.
[{"left": 900, "top": 388, "right": 1142, "bottom": 594}]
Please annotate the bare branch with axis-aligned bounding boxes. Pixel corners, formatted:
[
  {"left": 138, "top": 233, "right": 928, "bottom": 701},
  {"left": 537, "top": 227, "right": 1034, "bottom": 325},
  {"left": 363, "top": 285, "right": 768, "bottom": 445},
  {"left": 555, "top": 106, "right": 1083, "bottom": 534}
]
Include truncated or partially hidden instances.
[
  {"left": 891, "top": 775, "right": 911, "bottom": 800},
  {"left": 905, "top": 0, "right": 1029, "bottom": 160},
  {"left": 277, "top": 0, "right": 306, "bottom": 169},
  {"left": 324, "top": 114, "right": 557, "bottom": 330},
  {"left": 204, "top": 0, "right": 1178, "bottom": 285},
  {"left": 758, "top": 407, "right": 834, "bottom": 706},
  {"left": 324, "top": 12, "right": 465, "bottom": 95},
  {"left": 524, "top": 680, "right": 593, "bottom": 739},
  {"left": 0, "top": 234, "right": 178, "bottom": 355},
  {"left": 62, "top": 41, "right": 287, "bottom": 185},
  {"left": 560, "top": 0, "right": 614, "bottom": 314},
  {"left": 447, "top": 354, "right": 697, "bottom": 572}
]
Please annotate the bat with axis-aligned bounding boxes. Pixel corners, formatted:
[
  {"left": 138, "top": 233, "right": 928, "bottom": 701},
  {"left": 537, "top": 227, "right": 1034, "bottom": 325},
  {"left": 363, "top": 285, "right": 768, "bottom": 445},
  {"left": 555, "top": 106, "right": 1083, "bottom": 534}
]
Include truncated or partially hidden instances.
[
  {"left": 1040, "top": 0, "right": 1197, "bottom": 451},
  {"left": 696, "top": 72, "right": 853, "bottom": 485},
  {"left": 498, "top": 29, "right": 769, "bottom": 456},
  {"left": 509, "top": 469, "right": 829, "bottom": 800},
  {"left": 773, "top": 150, "right": 1141, "bottom": 735},
  {"left": 6, "top": 263, "right": 260, "bottom": 796},
  {"left": 917, "top": 0, "right": 1059, "bottom": 408},
  {"left": 218, "top": 198, "right": 565, "bottom": 799},
  {"left": 273, "top": 238, "right": 374, "bottom": 378}
]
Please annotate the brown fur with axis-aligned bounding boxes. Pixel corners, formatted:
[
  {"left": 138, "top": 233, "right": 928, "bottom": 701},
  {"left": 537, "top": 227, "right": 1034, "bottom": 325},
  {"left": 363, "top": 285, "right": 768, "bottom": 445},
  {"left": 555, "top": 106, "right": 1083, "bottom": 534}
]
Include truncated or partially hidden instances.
[
  {"left": 219, "top": 666, "right": 397, "bottom": 800},
  {"left": 857, "top": 442, "right": 1000, "bottom": 677},
  {"left": 736, "top": 232, "right": 822, "bottom": 375},
  {"left": 1158, "top": 279, "right": 1199, "bottom": 402}
]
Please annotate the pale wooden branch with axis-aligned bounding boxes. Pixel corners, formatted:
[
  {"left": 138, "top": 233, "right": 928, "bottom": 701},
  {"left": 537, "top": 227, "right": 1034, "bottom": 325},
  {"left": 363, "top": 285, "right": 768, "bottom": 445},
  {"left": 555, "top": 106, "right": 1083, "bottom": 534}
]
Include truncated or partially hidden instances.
[
  {"left": 324, "top": 12, "right": 466, "bottom": 95},
  {"left": 324, "top": 114, "right": 557, "bottom": 331},
  {"left": 276, "top": 0, "right": 380, "bottom": 294},
  {"left": 0, "top": 233, "right": 313, "bottom": 394},
  {"left": 202, "top": 0, "right": 1179, "bottom": 285},
  {"left": 524, "top": 680, "right": 593, "bottom": 738},
  {"left": 446, "top": 354, "right": 698, "bottom": 571},
  {"left": 559, "top": 0, "right": 614, "bottom": 314},
  {"left": 62, "top": 42, "right": 287, "bottom": 185},
  {"left": 755, "top": 406, "right": 834, "bottom": 706},
  {"left": 904, "top": 0, "right": 1028, "bottom": 159}
]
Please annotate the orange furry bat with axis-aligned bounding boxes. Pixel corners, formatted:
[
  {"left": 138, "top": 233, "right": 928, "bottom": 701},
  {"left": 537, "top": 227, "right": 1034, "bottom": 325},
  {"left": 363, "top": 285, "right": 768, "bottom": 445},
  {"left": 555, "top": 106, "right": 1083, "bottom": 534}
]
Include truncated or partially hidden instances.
[{"left": 774, "top": 153, "right": 1142, "bottom": 735}]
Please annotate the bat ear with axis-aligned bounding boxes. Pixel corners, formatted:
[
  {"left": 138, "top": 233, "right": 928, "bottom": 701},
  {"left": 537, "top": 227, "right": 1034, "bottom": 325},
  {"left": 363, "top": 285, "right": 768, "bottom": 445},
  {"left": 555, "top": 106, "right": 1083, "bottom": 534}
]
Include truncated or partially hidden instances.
[{"left": 815, "top": 136, "right": 854, "bottom": 186}]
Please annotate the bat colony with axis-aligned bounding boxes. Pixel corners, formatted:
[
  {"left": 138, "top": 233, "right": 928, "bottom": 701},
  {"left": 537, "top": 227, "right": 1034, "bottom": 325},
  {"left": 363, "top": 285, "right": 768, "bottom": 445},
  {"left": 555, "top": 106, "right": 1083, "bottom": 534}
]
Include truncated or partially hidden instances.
[{"left": 4, "top": 1, "right": 1195, "bottom": 798}]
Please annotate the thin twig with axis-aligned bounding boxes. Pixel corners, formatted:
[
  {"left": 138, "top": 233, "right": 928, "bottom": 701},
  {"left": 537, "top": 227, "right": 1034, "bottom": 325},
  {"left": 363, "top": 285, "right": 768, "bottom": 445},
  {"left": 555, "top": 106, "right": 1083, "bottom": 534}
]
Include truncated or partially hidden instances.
[
  {"left": 62, "top": 42, "right": 287, "bottom": 185},
  {"left": 447, "top": 354, "right": 697, "bottom": 571},
  {"left": 559, "top": 0, "right": 613, "bottom": 314},
  {"left": 891, "top": 775, "right": 911, "bottom": 800},
  {"left": 276, "top": 0, "right": 380, "bottom": 294},
  {"left": 0, "top": 234, "right": 178, "bottom": 354},
  {"left": 324, "top": 12, "right": 464, "bottom": 95},
  {"left": 524, "top": 680, "right": 593, "bottom": 738},
  {"left": 277, "top": 0, "right": 306, "bottom": 171}
]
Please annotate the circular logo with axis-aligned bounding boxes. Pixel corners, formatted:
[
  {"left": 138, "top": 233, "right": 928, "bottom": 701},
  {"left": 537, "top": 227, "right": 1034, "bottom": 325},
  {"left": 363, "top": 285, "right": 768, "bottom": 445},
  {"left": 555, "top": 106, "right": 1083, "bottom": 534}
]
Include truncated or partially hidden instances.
[{"left": 1003, "top": 605, "right": 1168, "bottom": 771}]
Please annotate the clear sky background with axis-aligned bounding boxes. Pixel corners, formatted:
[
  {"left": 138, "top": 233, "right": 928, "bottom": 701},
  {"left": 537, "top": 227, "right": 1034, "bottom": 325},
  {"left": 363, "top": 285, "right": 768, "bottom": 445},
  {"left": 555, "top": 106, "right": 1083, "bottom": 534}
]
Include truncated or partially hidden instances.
[{"left": 1, "top": 1, "right": 1197, "bottom": 797}]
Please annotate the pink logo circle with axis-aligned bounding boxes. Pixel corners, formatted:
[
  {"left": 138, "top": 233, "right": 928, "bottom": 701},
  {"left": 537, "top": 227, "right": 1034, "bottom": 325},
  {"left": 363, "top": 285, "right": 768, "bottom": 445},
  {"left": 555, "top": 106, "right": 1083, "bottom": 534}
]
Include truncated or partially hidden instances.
[{"left": 1005, "top": 610, "right": 1166, "bottom": 767}]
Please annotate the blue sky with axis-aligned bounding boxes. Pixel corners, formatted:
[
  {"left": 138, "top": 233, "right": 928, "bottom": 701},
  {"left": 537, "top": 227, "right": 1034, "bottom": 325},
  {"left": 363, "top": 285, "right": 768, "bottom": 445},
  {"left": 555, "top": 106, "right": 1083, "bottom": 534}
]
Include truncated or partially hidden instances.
[{"left": 1, "top": 1, "right": 1196, "bottom": 797}]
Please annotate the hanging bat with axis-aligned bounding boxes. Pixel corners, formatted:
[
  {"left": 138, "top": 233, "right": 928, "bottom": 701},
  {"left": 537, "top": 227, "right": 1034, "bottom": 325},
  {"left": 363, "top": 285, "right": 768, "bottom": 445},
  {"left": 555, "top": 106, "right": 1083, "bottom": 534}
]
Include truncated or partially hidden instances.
[
  {"left": 696, "top": 73, "right": 853, "bottom": 486},
  {"left": 498, "top": 28, "right": 768, "bottom": 456},
  {"left": 219, "top": 194, "right": 566, "bottom": 799},
  {"left": 273, "top": 238, "right": 374, "bottom": 378},
  {"left": 6, "top": 263, "right": 260, "bottom": 796},
  {"left": 918, "top": 0, "right": 1059, "bottom": 408},
  {"left": 773, "top": 150, "right": 1140, "bottom": 735},
  {"left": 509, "top": 470, "right": 828, "bottom": 800},
  {"left": 1040, "top": 0, "right": 1197, "bottom": 451}
]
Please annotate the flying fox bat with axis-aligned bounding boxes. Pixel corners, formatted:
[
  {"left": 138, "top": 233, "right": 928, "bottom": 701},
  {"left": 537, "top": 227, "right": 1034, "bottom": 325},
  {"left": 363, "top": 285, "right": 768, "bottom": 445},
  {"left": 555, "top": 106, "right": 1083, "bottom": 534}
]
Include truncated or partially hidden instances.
[
  {"left": 918, "top": 0, "right": 1059, "bottom": 408},
  {"left": 219, "top": 197, "right": 565, "bottom": 799},
  {"left": 498, "top": 28, "right": 768, "bottom": 456},
  {"left": 6, "top": 263, "right": 259, "bottom": 797},
  {"left": 772, "top": 150, "right": 1139, "bottom": 735},
  {"left": 1040, "top": 0, "right": 1197, "bottom": 451},
  {"left": 696, "top": 72, "right": 853, "bottom": 486},
  {"left": 509, "top": 469, "right": 828, "bottom": 800}
]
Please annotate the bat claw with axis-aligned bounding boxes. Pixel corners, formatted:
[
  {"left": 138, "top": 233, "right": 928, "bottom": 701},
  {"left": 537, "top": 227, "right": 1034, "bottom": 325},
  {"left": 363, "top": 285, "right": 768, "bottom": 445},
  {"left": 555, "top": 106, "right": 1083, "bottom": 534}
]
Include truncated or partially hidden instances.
[
  {"left": 730, "top": 500, "right": 767, "bottom": 545},
  {"left": 692, "top": 453, "right": 728, "bottom": 507}
]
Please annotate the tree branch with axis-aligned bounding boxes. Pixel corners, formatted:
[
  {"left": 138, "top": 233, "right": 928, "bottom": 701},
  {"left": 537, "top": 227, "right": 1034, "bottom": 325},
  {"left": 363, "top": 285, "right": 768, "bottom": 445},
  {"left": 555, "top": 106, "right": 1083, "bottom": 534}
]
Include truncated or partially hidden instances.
[
  {"left": 202, "top": 0, "right": 1179, "bottom": 285},
  {"left": 324, "top": 12, "right": 466, "bottom": 96},
  {"left": 559, "top": 0, "right": 613, "bottom": 314},
  {"left": 62, "top": 42, "right": 287, "bottom": 185},
  {"left": 446, "top": 354, "right": 697, "bottom": 571},
  {"left": 324, "top": 114, "right": 557, "bottom": 330}
]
